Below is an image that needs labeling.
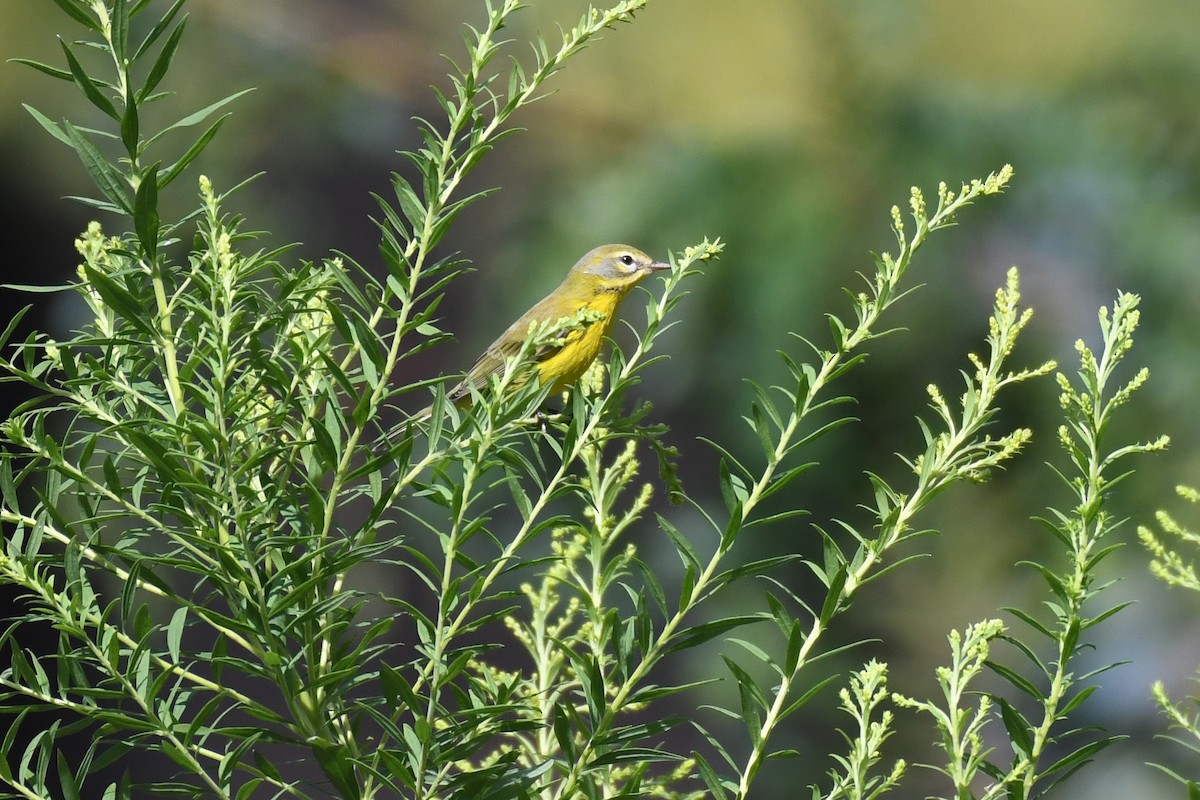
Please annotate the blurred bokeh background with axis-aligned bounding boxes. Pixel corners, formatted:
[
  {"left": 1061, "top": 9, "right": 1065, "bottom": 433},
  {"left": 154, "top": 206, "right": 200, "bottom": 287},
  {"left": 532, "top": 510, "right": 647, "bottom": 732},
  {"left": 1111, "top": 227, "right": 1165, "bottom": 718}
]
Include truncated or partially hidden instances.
[{"left": 4, "top": 0, "right": 1200, "bottom": 796}]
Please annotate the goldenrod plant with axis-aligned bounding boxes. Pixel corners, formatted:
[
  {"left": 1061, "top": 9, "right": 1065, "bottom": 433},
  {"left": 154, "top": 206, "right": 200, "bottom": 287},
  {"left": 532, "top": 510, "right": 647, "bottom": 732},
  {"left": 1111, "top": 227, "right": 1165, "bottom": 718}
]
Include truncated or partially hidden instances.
[
  {"left": 1142, "top": 487, "right": 1200, "bottom": 793},
  {"left": 0, "top": 2, "right": 1171, "bottom": 799},
  {"left": 894, "top": 295, "right": 1167, "bottom": 799}
]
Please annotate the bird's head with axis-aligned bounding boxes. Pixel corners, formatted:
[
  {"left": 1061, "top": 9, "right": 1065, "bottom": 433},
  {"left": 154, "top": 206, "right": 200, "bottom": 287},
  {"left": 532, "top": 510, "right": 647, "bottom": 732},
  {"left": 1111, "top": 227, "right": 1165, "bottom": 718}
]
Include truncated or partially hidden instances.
[{"left": 569, "top": 244, "right": 671, "bottom": 293}]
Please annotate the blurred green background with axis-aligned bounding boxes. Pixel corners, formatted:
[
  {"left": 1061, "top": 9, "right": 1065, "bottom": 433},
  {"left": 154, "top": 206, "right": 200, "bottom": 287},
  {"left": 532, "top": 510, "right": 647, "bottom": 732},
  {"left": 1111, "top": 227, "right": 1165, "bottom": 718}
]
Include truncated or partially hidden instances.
[{"left": 4, "top": 0, "right": 1200, "bottom": 796}]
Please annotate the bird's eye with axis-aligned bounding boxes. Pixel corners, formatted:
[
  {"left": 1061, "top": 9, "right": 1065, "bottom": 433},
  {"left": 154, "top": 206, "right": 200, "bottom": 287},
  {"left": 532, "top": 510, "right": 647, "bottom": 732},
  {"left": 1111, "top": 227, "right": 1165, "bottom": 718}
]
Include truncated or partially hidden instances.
[{"left": 619, "top": 254, "right": 635, "bottom": 267}]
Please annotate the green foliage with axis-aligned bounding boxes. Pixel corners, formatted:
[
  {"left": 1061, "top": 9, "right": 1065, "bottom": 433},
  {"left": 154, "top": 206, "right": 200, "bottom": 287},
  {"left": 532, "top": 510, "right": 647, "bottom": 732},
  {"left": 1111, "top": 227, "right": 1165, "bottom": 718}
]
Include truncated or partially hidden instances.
[
  {"left": 824, "top": 661, "right": 905, "bottom": 800},
  {"left": 0, "top": 2, "right": 1177, "bottom": 799},
  {"left": 893, "top": 620, "right": 1008, "bottom": 798},
  {"left": 892, "top": 296, "right": 1166, "bottom": 799},
  {"left": 978, "top": 294, "right": 1167, "bottom": 798},
  {"left": 1143, "top": 488, "right": 1200, "bottom": 792},
  {"left": 1142, "top": 485, "right": 1200, "bottom": 592}
]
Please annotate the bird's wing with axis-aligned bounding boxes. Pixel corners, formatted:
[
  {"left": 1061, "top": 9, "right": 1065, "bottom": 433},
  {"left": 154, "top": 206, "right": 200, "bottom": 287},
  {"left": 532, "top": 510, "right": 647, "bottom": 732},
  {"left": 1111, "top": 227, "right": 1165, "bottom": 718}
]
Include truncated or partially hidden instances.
[
  {"left": 449, "top": 317, "right": 541, "bottom": 401},
  {"left": 449, "top": 302, "right": 584, "bottom": 402},
  {"left": 451, "top": 335, "right": 521, "bottom": 401}
]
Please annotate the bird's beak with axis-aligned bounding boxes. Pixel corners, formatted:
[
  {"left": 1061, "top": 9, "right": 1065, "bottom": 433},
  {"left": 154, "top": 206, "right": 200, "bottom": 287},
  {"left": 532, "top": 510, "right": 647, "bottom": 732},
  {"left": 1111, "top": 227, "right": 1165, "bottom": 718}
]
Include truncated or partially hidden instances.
[{"left": 647, "top": 260, "right": 672, "bottom": 272}]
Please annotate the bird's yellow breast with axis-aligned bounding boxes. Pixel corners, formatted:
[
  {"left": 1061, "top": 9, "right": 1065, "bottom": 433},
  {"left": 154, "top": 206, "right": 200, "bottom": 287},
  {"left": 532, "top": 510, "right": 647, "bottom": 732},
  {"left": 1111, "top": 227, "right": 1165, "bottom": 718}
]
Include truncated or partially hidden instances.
[{"left": 535, "top": 287, "right": 624, "bottom": 394}]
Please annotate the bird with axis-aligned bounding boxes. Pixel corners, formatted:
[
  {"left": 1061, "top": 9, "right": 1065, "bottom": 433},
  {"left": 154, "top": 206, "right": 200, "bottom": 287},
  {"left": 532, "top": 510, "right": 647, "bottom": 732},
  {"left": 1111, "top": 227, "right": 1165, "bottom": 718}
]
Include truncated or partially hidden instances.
[{"left": 421, "top": 243, "right": 671, "bottom": 418}]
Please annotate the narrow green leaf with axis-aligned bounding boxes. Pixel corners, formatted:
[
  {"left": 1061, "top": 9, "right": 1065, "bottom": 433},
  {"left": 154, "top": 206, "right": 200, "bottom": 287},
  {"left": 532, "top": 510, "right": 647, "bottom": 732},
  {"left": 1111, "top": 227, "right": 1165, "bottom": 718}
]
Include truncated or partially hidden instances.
[
  {"left": 153, "top": 88, "right": 254, "bottom": 139},
  {"left": 589, "top": 746, "right": 679, "bottom": 767},
  {"left": 1086, "top": 600, "right": 1134, "bottom": 629},
  {"left": 717, "top": 458, "right": 748, "bottom": 515},
  {"left": 678, "top": 564, "right": 696, "bottom": 612},
  {"left": 746, "top": 400, "right": 775, "bottom": 460},
  {"left": 236, "top": 780, "right": 264, "bottom": 800},
  {"left": 380, "top": 663, "right": 419, "bottom": 712},
  {"left": 391, "top": 174, "right": 426, "bottom": 229},
  {"left": 138, "top": 17, "right": 187, "bottom": 100},
  {"left": 1061, "top": 616, "right": 1081, "bottom": 658},
  {"left": 721, "top": 655, "right": 765, "bottom": 745},
  {"left": 0, "top": 711, "right": 27, "bottom": 781},
  {"left": 80, "top": 262, "right": 155, "bottom": 337},
  {"left": 657, "top": 514, "right": 700, "bottom": 570},
  {"left": 818, "top": 564, "right": 848, "bottom": 625},
  {"left": 9, "top": 59, "right": 74, "bottom": 82},
  {"left": 986, "top": 659, "right": 1043, "bottom": 700},
  {"left": 62, "top": 195, "right": 127, "bottom": 215},
  {"left": 166, "top": 606, "right": 187, "bottom": 663},
  {"left": 827, "top": 313, "right": 849, "bottom": 350},
  {"left": 58, "top": 38, "right": 120, "bottom": 121},
  {"left": 50, "top": 0, "right": 101, "bottom": 31},
  {"left": 111, "top": 0, "right": 130, "bottom": 62},
  {"left": 1042, "top": 736, "right": 1122, "bottom": 779},
  {"left": 1020, "top": 559, "right": 1070, "bottom": 603},
  {"left": 666, "top": 615, "right": 763, "bottom": 654},
  {"left": 780, "top": 674, "right": 841, "bottom": 720},
  {"left": 1059, "top": 684, "right": 1099, "bottom": 716},
  {"left": 552, "top": 704, "right": 576, "bottom": 760},
  {"left": 133, "top": 164, "right": 160, "bottom": 257},
  {"left": 721, "top": 505, "right": 743, "bottom": 550},
  {"left": 581, "top": 654, "right": 605, "bottom": 721},
  {"left": 56, "top": 752, "right": 82, "bottom": 800},
  {"left": 22, "top": 104, "right": 74, "bottom": 147},
  {"left": 996, "top": 697, "right": 1033, "bottom": 758},
  {"left": 784, "top": 619, "right": 804, "bottom": 673},
  {"left": 132, "top": 0, "right": 186, "bottom": 62},
  {"left": 61, "top": 120, "right": 133, "bottom": 214},
  {"left": 758, "top": 463, "right": 817, "bottom": 502},
  {"left": 158, "top": 115, "right": 228, "bottom": 188},
  {"left": 1003, "top": 606, "right": 1055, "bottom": 639},
  {"left": 120, "top": 90, "right": 139, "bottom": 156},
  {"left": 693, "top": 752, "right": 730, "bottom": 800},
  {"left": 311, "top": 742, "right": 358, "bottom": 797},
  {"left": 712, "top": 555, "right": 798, "bottom": 590}
]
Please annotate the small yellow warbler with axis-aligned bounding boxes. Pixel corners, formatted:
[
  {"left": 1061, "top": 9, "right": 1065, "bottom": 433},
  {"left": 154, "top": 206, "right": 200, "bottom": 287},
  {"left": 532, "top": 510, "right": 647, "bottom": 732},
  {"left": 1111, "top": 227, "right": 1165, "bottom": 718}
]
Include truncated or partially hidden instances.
[{"left": 427, "top": 243, "right": 670, "bottom": 415}]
